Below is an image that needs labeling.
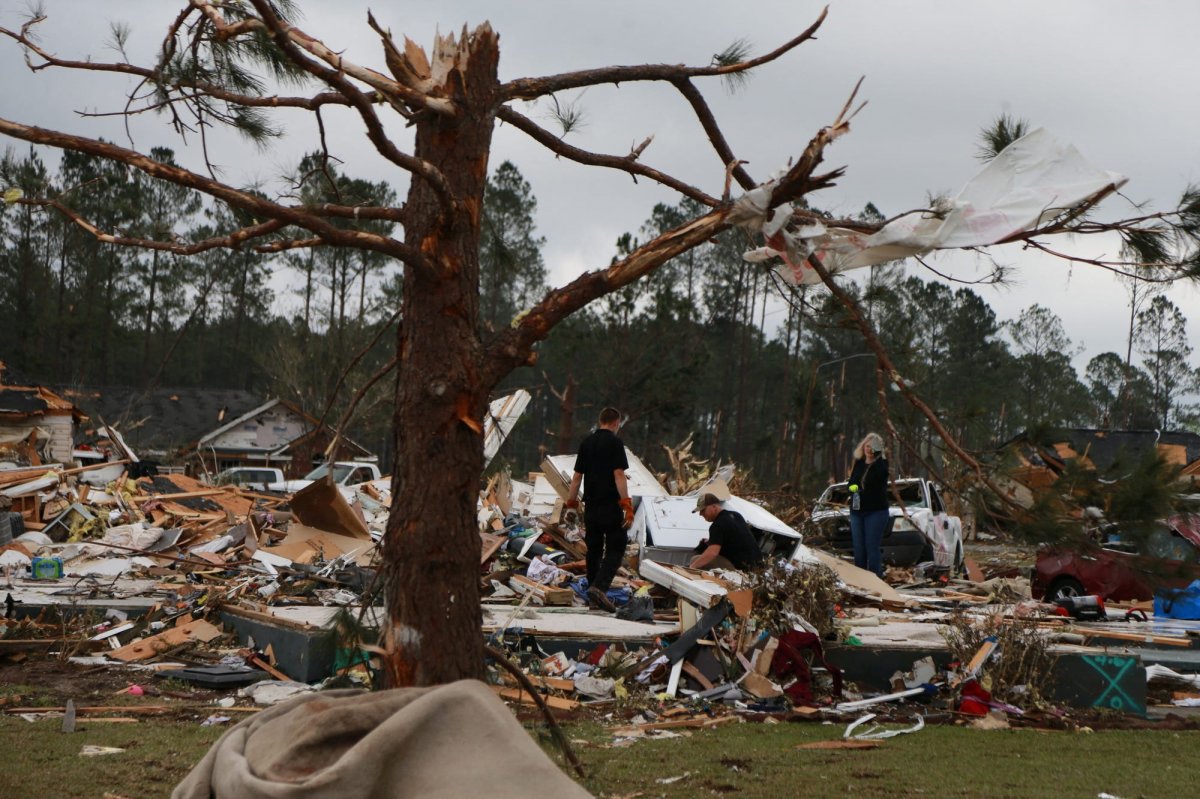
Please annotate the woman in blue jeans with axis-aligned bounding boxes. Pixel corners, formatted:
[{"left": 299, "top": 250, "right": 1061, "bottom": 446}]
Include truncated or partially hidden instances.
[{"left": 847, "top": 432, "right": 889, "bottom": 578}]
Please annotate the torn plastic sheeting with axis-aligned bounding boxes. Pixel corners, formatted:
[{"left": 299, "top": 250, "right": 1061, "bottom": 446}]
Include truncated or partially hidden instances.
[
  {"left": 1145, "top": 664, "right": 1200, "bottom": 690},
  {"left": 844, "top": 712, "right": 925, "bottom": 740},
  {"left": 753, "top": 128, "right": 1128, "bottom": 285},
  {"left": 78, "top": 523, "right": 163, "bottom": 557},
  {"left": 636, "top": 654, "right": 669, "bottom": 684}
]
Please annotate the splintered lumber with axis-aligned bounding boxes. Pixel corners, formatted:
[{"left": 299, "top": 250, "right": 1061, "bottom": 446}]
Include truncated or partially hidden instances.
[
  {"left": 108, "top": 619, "right": 223, "bottom": 662},
  {"left": 491, "top": 685, "right": 580, "bottom": 712},
  {"left": 1073, "top": 628, "right": 1192, "bottom": 647},
  {"left": 133, "top": 489, "right": 228, "bottom": 504},
  {"left": 0, "top": 466, "right": 61, "bottom": 487},
  {"left": 499, "top": 673, "right": 576, "bottom": 692},
  {"left": 508, "top": 574, "right": 575, "bottom": 606},
  {"left": 935, "top": 589, "right": 991, "bottom": 604},
  {"left": 610, "top": 715, "right": 741, "bottom": 736},
  {"left": 57, "top": 459, "right": 131, "bottom": 478},
  {"left": 681, "top": 660, "right": 715, "bottom": 690},
  {"left": 248, "top": 654, "right": 292, "bottom": 682}
]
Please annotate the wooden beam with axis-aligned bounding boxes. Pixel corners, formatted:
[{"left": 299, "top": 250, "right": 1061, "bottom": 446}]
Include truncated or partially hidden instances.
[{"left": 491, "top": 685, "right": 580, "bottom": 712}]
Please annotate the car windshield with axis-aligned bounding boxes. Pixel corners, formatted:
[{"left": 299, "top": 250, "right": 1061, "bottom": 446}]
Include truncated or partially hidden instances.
[
  {"left": 302, "top": 463, "right": 356, "bottom": 483},
  {"left": 1099, "top": 523, "right": 1200, "bottom": 563},
  {"left": 816, "top": 481, "right": 928, "bottom": 511},
  {"left": 1145, "top": 525, "right": 1199, "bottom": 563}
]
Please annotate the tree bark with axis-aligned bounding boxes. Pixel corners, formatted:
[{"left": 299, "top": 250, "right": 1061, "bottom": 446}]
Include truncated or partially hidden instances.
[{"left": 381, "top": 27, "right": 500, "bottom": 687}]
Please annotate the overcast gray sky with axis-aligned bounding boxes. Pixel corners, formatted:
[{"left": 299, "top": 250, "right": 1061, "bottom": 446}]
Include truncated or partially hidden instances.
[{"left": 3, "top": 1, "right": 1198, "bottom": 373}]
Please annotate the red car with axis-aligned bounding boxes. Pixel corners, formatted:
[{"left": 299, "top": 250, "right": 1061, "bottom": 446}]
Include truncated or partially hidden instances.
[{"left": 1032, "top": 515, "right": 1200, "bottom": 602}]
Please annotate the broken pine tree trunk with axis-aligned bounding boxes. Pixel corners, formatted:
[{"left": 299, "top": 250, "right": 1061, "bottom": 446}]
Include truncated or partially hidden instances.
[{"left": 381, "top": 26, "right": 500, "bottom": 687}]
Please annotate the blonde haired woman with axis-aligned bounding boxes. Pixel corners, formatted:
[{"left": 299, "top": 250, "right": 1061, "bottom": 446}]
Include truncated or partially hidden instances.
[{"left": 848, "top": 432, "right": 889, "bottom": 577}]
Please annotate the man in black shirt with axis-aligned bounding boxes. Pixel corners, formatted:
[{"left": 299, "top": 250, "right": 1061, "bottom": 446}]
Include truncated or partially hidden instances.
[
  {"left": 565, "top": 407, "right": 634, "bottom": 612},
  {"left": 690, "top": 492, "right": 764, "bottom": 571}
]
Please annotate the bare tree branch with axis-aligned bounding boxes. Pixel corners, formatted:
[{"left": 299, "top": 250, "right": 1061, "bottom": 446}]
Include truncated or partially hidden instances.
[
  {"left": 247, "top": 1, "right": 458, "bottom": 214},
  {"left": 501, "top": 6, "right": 829, "bottom": 100},
  {"left": 315, "top": 306, "right": 403, "bottom": 440},
  {"left": 804, "top": 253, "right": 1026, "bottom": 514},
  {"left": 0, "top": 17, "right": 353, "bottom": 114},
  {"left": 496, "top": 105, "right": 720, "bottom": 206},
  {"left": 0, "top": 118, "right": 431, "bottom": 269},
  {"left": 199, "top": 1, "right": 456, "bottom": 116},
  {"left": 1019, "top": 239, "right": 1187, "bottom": 283},
  {"left": 4, "top": 6, "right": 457, "bottom": 214},
  {"left": 325, "top": 353, "right": 399, "bottom": 462},
  {"left": 483, "top": 98, "right": 863, "bottom": 385},
  {"left": 670, "top": 77, "right": 756, "bottom": 190},
  {"left": 482, "top": 208, "right": 729, "bottom": 385}
]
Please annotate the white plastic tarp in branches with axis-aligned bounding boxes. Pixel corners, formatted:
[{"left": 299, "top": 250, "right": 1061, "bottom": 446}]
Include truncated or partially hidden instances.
[{"left": 741, "top": 128, "right": 1128, "bottom": 285}]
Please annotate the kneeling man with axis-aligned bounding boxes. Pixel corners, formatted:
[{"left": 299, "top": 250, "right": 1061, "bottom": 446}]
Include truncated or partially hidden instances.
[{"left": 690, "top": 493, "right": 764, "bottom": 571}]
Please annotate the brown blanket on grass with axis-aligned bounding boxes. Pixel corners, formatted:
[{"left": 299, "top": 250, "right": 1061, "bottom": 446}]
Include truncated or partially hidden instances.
[{"left": 173, "top": 680, "right": 593, "bottom": 799}]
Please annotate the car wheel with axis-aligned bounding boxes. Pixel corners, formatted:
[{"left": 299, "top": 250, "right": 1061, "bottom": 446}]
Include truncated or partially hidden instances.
[
  {"left": 953, "top": 543, "right": 964, "bottom": 577},
  {"left": 1048, "top": 576, "right": 1085, "bottom": 601}
]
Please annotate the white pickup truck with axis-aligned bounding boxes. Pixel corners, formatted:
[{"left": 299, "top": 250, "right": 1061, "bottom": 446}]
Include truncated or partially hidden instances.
[
  {"left": 267, "top": 461, "right": 382, "bottom": 494},
  {"left": 209, "top": 466, "right": 286, "bottom": 492},
  {"left": 808, "top": 477, "right": 964, "bottom": 571}
]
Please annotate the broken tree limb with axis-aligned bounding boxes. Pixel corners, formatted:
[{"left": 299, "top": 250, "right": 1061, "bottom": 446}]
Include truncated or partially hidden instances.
[{"left": 804, "top": 253, "right": 1027, "bottom": 517}]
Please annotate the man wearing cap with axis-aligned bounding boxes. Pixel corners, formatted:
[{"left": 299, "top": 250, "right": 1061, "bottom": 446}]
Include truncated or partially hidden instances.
[
  {"left": 690, "top": 493, "right": 764, "bottom": 571},
  {"left": 565, "top": 407, "right": 634, "bottom": 612}
]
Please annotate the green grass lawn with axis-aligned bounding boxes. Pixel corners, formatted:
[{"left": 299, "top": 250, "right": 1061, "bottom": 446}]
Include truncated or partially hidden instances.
[
  {"left": 561, "top": 719, "right": 1198, "bottom": 798},
  {"left": 1, "top": 713, "right": 1194, "bottom": 798}
]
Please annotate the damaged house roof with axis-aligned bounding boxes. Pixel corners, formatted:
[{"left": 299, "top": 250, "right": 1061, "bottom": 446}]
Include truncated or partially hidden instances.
[
  {"left": 0, "top": 384, "right": 84, "bottom": 418},
  {"left": 194, "top": 396, "right": 373, "bottom": 460},
  {"left": 1005, "top": 427, "right": 1200, "bottom": 475},
  {"left": 59, "top": 386, "right": 263, "bottom": 457}
]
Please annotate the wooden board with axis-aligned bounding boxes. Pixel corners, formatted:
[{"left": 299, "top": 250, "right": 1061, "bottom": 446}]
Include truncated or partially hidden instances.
[
  {"left": 499, "top": 673, "right": 576, "bottom": 692},
  {"left": 108, "top": 619, "right": 223, "bottom": 662},
  {"left": 491, "top": 685, "right": 580, "bottom": 712},
  {"left": 809, "top": 549, "right": 915, "bottom": 605},
  {"left": 610, "top": 715, "right": 740, "bottom": 736}
]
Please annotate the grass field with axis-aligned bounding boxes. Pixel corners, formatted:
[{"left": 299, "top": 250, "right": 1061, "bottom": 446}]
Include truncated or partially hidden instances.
[{"left": 2, "top": 712, "right": 1195, "bottom": 799}]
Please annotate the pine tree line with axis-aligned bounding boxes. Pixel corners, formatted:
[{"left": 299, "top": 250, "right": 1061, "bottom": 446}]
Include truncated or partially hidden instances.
[{"left": 3, "top": 148, "right": 1197, "bottom": 493}]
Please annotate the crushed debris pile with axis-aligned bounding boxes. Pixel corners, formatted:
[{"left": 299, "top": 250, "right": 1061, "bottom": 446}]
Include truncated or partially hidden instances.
[{"left": 4, "top": 406, "right": 1199, "bottom": 748}]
